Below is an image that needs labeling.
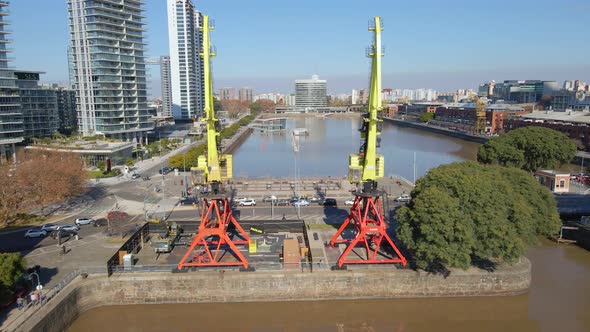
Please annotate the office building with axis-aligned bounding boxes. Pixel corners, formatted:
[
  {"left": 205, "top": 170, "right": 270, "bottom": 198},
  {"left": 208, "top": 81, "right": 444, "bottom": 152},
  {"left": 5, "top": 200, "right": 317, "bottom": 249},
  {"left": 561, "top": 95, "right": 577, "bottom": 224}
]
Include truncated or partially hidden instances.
[
  {"left": 219, "top": 87, "right": 236, "bottom": 100},
  {"left": 0, "top": 1, "right": 22, "bottom": 163},
  {"left": 295, "top": 75, "right": 327, "bottom": 108},
  {"left": 167, "top": 0, "right": 204, "bottom": 120},
  {"left": 68, "top": 0, "right": 154, "bottom": 140},
  {"left": 489, "top": 80, "right": 559, "bottom": 103},
  {"left": 160, "top": 56, "right": 172, "bottom": 117},
  {"left": 16, "top": 71, "right": 59, "bottom": 137},
  {"left": 238, "top": 88, "right": 253, "bottom": 102}
]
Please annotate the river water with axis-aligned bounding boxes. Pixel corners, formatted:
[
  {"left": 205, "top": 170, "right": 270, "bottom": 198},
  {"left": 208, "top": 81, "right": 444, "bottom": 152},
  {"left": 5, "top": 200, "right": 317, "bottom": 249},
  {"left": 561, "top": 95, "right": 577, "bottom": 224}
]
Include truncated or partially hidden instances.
[{"left": 69, "top": 117, "right": 590, "bottom": 332}]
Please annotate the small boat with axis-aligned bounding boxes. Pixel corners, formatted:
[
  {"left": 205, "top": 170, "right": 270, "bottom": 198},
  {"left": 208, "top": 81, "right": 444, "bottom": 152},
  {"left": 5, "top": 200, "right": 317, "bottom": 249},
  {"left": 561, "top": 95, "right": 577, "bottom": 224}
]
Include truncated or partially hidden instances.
[{"left": 292, "top": 128, "right": 309, "bottom": 136}]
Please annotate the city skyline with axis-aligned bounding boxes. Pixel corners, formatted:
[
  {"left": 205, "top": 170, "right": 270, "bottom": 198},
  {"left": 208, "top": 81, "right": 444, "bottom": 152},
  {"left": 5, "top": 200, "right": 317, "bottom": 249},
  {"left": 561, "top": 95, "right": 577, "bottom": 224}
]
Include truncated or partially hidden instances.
[{"left": 7, "top": 0, "right": 590, "bottom": 96}]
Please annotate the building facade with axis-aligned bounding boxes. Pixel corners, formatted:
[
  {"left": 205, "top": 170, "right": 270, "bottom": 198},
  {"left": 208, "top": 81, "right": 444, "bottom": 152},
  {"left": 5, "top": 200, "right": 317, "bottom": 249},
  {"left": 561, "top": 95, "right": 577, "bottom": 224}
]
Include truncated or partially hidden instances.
[
  {"left": 68, "top": 0, "right": 154, "bottom": 140},
  {"left": 50, "top": 85, "right": 78, "bottom": 133},
  {"left": 0, "top": 1, "right": 22, "bottom": 163},
  {"left": 238, "top": 88, "right": 253, "bottom": 102},
  {"left": 15, "top": 71, "right": 59, "bottom": 137},
  {"left": 167, "top": 0, "right": 204, "bottom": 120},
  {"left": 490, "top": 80, "right": 559, "bottom": 103},
  {"left": 159, "top": 55, "right": 172, "bottom": 117},
  {"left": 219, "top": 87, "right": 236, "bottom": 100},
  {"left": 295, "top": 75, "right": 327, "bottom": 108}
]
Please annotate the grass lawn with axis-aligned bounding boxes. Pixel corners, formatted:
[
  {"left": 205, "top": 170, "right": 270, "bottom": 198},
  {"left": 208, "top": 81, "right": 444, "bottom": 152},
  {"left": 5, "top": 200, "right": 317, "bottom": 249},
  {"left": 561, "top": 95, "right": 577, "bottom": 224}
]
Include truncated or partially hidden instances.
[
  {"left": 88, "top": 170, "right": 120, "bottom": 179},
  {"left": 0, "top": 213, "right": 47, "bottom": 233}
]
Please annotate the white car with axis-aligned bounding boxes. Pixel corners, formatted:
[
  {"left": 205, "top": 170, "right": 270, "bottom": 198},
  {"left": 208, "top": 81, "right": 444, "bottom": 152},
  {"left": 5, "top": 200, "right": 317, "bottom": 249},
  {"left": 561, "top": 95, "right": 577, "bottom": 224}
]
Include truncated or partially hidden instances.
[
  {"left": 395, "top": 194, "right": 411, "bottom": 202},
  {"left": 41, "top": 223, "right": 59, "bottom": 232},
  {"left": 58, "top": 224, "right": 80, "bottom": 232},
  {"left": 75, "top": 217, "right": 94, "bottom": 226},
  {"left": 234, "top": 197, "right": 251, "bottom": 203},
  {"left": 293, "top": 199, "right": 310, "bottom": 207},
  {"left": 24, "top": 229, "right": 47, "bottom": 238},
  {"left": 344, "top": 199, "right": 355, "bottom": 206},
  {"left": 262, "top": 195, "right": 278, "bottom": 202},
  {"left": 238, "top": 199, "right": 257, "bottom": 206}
]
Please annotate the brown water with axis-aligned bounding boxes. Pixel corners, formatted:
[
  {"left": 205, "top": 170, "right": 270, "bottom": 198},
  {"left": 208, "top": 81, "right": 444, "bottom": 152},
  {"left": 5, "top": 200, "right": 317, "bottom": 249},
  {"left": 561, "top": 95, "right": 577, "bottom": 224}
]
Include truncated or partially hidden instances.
[{"left": 69, "top": 239, "right": 590, "bottom": 332}]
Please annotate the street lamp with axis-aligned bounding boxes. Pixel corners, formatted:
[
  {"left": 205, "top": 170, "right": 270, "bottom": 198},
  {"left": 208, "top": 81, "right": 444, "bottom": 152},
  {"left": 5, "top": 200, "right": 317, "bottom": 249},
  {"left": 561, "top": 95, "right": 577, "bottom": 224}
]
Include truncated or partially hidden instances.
[{"left": 26, "top": 272, "right": 42, "bottom": 304}]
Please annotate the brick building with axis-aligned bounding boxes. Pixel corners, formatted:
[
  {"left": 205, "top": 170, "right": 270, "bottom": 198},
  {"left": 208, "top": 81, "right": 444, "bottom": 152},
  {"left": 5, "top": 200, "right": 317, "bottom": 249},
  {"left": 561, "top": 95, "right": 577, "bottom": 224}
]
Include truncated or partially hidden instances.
[{"left": 434, "top": 103, "right": 529, "bottom": 134}]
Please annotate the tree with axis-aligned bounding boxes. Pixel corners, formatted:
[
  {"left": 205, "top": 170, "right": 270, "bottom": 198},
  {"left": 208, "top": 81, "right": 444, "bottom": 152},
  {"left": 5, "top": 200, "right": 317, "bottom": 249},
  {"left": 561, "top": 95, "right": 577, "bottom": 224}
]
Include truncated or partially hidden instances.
[
  {"left": 125, "top": 158, "right": 135, "bottom": 167},
  {"left": 477, "top": 126, "right": 576, "bottom": 172},
  {"left": 97, "top": 160, "right": 106, "bottom": 172},
  {"left": 249, "top": 99, "right": 275, "bottom": 113},
  {"left": 396, "top": 161, "right": 561, "bottom": 272},
  {"left": 0, "top": 253, "right": 26, "bottom": 289},
  {"left": 419, "top": 112, "right": 434, "bottom": 123},
  {"left": 219, "top": 99, "right": 244, "bottom": 118}
]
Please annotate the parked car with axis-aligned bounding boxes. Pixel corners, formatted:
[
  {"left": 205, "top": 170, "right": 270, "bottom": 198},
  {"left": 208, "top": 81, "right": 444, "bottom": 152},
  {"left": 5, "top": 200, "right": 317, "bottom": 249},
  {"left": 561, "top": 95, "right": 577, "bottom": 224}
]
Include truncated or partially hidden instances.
[
  {"left": 75, "top": 217, "right": 94, "bottom": 226},
  {"left": 262, "top": 195, "right": 278, "bottom": 202},
  {"left": 238, "top": 199, "right": 256, "bottom": 206},
  {"left": 234, "top": 197, "right": 251, "bottom": 203},
  {"left": 131, "top": 173, "right": 141, "bottom": 179},
  {"left": 293, "top": 199, "right": 310, "bottom": 207},
  {"left": 179, "top": 197, "right": 196, "bottom": 206},
  {"left": 57, "top": 224, "right": 80, "bottom": 232},
  {"left": 24, "top": 228, "right": 47, "bottom": 239},
  {"left": 41, "top": 223, "right": 59, "bottom": 232},
  {"left": 49, "top": 229, "right": 76, "bottom": 239},
  {"left": 274, "top": 199, "right": 291, "bottom": 206},
  {"left": 319, "top": 198, "right": 337, "bottom": 206},
  {"left": 395, "top": 194, "right": 411, "bottom": 202},
  {"left": 309, "top": 196, "right": 322, "bottom": 203},
  {"left": 158, "top": 167, "right": 171, "bottom": 175},
  {"left": 344, "top": 199, "right": 355, "bottom": 206}
]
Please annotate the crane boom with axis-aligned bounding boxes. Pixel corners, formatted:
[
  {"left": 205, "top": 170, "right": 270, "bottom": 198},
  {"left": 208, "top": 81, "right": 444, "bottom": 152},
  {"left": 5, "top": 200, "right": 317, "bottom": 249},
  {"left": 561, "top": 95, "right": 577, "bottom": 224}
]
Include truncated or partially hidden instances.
[
  {"left": 348, "top": 16, "right": 384, "bottom": 191},
  {"left": 192, "top": 15, "right": 232, "bottom": 190}
]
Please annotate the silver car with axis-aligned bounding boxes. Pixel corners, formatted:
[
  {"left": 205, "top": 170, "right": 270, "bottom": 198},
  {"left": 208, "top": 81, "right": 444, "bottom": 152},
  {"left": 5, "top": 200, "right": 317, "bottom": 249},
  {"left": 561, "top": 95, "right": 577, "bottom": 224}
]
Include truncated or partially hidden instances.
[
  {"left": 24, "top": 229, "right": 47, "bottom": 238},
  {"left": 75, "top": 217, "right": 94, "bottom": 226},
  {"left": 58, "top": 224, "right": 80, "bottom": 232}
]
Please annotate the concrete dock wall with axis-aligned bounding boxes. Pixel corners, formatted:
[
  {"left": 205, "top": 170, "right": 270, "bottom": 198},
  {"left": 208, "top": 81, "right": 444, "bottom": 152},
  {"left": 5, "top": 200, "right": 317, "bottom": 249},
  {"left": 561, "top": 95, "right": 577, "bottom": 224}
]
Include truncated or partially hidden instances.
[
  {"left": 384, "top": 117, "right": 489, "bottom": 144},
  {"left": 20, "top": 258, "right": 531, "bottom": 332}
]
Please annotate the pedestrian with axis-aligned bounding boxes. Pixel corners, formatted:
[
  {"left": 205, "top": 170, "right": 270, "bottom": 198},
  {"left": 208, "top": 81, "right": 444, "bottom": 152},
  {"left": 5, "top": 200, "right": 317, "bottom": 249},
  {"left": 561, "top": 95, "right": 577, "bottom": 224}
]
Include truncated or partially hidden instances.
[
  {"left": 16, "top": 296, "right": 23, "bottom": 310},
  {"left": 29, "top": 292, "right": 36, "bottom": 305},
  {"left": 282, "top": 214, "right": 286, "bottom": 220},
  {"left": 62, "top": 244, "right": 67, "bottom": 255}
]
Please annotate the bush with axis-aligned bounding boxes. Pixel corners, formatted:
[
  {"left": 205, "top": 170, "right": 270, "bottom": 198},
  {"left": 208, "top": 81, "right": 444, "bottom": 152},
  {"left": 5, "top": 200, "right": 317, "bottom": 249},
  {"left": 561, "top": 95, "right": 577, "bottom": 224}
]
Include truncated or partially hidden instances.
[{"left": 125, "top": 158, "right": 135, "bottom": 167}]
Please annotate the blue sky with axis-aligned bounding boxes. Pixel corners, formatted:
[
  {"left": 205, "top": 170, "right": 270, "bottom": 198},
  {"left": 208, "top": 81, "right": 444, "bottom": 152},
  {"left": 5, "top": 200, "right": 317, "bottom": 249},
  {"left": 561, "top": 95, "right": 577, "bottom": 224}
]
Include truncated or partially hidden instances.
[{"left": 9, "top": 0, "right": 590, "bottom": 95}]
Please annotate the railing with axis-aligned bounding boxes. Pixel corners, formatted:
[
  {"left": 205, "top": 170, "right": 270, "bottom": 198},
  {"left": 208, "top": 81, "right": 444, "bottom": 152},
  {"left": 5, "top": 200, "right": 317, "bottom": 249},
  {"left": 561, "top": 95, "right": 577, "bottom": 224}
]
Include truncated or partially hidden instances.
[
  {"left": 108, "top": 261, "right": 313, "bottom": 274},
  {"left": 2, "top": 267, "right": 105, "bottom": 332}
]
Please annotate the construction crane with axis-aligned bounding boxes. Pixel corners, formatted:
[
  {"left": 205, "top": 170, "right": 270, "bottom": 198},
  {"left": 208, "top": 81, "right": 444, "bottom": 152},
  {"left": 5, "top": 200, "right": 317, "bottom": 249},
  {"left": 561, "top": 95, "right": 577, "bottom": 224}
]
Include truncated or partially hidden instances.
[
  {"left": 471, "top": 95, "right": 487, "bottom": 134},
  {"left": 329, "top": 17, "right": 407, "bottom": 269},
  {"left": 177, "top": 16, "right": 250, "bottom": 271}
]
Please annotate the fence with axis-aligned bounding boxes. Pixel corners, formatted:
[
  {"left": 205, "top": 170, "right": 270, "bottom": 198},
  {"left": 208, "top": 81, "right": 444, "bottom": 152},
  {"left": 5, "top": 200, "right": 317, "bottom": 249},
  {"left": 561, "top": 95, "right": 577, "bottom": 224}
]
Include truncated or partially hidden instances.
[
  {"left": 107, "top": 261, "right": 312, "bottom": 275},
  {"left": 107, "top": 223, "right": 150, "bottom": 276},
  {"left": 2, "top": 267, "right": 105, "bottom": 332}
]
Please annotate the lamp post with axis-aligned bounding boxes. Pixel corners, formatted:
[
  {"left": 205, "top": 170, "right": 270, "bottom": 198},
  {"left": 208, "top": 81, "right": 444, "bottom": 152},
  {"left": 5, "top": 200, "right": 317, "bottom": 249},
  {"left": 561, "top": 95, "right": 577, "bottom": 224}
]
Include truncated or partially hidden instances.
[{"left": 26, "top": 272, "right": 42, "bottom": 304}]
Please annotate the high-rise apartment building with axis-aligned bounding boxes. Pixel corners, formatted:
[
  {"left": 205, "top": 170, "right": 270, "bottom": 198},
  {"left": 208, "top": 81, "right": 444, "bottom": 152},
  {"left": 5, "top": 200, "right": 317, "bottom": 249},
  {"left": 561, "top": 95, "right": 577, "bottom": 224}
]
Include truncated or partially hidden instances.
[
  {"left": 68, "top": 0, "right": 153, "bottom": 140},
  {"left": 295, "top": 75, "right": 327, "bottom": 108},
  {"left": 167, "top": 0, "right": 204, "bottom": 120},
  {"left": 0, "top": 1, "right": 22, "bottom": 163},
  {"left": 219, "top": 87, "right": 236, "bottom": 100},
  {"left": 160, "top": 56, "right": 172, "bottom": 117},
  {"left": 16, "top": 71, "right": 59, "bottom": 137},
  {"left": 53, "top": 85, "right": 78, "bottom": 132},
  {"left": 238, "top": 88, "right": 253, "bottom": 102}
]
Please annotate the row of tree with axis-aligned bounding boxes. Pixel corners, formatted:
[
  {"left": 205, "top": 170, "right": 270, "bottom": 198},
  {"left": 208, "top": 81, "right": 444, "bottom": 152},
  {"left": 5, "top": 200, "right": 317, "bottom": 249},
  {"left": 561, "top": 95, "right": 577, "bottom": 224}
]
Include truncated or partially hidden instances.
[
  {"left": 0, "top": 151, "right": 88, "bottom": 226},
  {"left": 215, "top": 99, "right": 275, "bottom": 118},
  {"left": 396, "top": 126, "right": 575, "bottom": 272}
]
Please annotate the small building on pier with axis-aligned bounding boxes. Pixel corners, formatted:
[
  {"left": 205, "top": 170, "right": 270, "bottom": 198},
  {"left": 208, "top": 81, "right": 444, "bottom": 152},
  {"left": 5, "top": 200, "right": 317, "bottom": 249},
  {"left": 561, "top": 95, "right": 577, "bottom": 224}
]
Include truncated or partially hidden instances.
[{"left": 535, "top": 170, "right": 570, "bottom": 193}]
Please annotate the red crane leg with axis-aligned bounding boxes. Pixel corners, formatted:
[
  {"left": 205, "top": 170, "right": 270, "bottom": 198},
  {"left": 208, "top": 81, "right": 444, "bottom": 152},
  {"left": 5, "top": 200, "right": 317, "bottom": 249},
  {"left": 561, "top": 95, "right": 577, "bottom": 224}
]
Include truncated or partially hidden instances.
[
  {"left": 177, "top": 198, "right": 250, "bottom": 270},
  {"left": 330, "top": 194, "right": 407, "bottom": 268}
]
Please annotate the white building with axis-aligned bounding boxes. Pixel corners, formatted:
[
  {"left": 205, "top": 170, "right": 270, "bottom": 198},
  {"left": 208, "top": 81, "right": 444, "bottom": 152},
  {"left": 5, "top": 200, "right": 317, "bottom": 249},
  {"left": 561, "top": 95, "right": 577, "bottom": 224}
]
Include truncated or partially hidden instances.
[
  {"left": 295, "top": 74, "right": 327, "bottom": 108},
  {"left": 68, "top": 0, "right": 154, "bottom": 140},
  {"left": 351, "top": 89, "right": 359, "bottom": 104},
  {"left": 167, "top": 0, "right": 204, "bottom": 120}
]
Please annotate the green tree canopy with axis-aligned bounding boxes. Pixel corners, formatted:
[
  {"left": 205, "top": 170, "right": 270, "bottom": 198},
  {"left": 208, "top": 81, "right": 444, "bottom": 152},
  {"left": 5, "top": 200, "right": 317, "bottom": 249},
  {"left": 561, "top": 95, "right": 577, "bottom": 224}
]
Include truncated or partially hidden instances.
[
  {"left": 419, "top": 112, "right": 435, "bottom": 123},
  {"left": 0, "top": 253, "right": 26, "bottom": 289},
  {"left": 477, "top": 127, "right": 576, "bottom": 172},
  {"left": 396, "top": 161, "right": 560, "bottom": 271}
]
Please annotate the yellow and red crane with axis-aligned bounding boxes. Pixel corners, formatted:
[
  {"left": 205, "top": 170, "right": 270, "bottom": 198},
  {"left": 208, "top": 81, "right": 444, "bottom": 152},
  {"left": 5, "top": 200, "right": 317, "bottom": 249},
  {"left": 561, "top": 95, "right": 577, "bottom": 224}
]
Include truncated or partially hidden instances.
[
  {"left": 177, "top": 16, "right": 250, "bottom": 270},
  {"left": 329, "top": 17, "right": 407, "bottom": 268}
]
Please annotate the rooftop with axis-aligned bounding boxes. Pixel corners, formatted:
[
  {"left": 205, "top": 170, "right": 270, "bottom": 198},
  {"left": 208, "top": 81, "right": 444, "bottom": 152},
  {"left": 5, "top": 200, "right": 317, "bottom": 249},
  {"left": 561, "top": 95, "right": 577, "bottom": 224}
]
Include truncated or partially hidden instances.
[
  {"left": 27, "top": 140, "right": 134, "bottom": 153},
  {"left": 520, "top": 110, "right": 590, "bottom": 125}
]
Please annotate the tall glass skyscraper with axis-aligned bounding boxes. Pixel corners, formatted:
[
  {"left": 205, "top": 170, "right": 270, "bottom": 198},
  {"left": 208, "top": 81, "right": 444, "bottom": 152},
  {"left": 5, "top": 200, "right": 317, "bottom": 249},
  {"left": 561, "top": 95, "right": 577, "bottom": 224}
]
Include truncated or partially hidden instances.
[
  {"left": 295, "top": 75, "right": 328, "bottom": 108},
  {"left": 68, "top": 0, "right": 154, "bottom": 140},
  {"left": 167, "top": 0, "right": 204, "bottom": 120},
  {"left": 0, "top": 1, "right": 22, "bottom": 163}
]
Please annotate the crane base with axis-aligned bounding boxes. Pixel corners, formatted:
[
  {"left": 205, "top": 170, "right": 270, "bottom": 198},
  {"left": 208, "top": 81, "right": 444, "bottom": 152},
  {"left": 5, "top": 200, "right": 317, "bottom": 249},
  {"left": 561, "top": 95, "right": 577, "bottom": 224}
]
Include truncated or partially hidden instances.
[
  {"left": 177, "top": 198, "right": 250, "bottom": 270},
  {"left": 329, "top": 194, "right": 407, "bottom": 268}
]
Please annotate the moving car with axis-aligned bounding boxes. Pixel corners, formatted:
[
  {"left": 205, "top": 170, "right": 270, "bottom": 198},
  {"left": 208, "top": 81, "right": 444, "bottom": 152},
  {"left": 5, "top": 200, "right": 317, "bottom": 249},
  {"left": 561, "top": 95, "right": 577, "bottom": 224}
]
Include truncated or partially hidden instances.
[
  {"left": 344, "top": 199, "right": 355, "bottom": 206},
  {"left": 75, "top": 217, "right": 94, "bottom": 226},
  {"left": 24, "top": 228, "right": 47, "bottom": 238},
  {"left": 293, "top": 199, "right": 310, "bottom": 207},
  {"left": 41, "top": 223, "right": 59, "bottom": 232},
  {"left": 159, "top": 167, "right": 171, "bottom": 175},
  {"left": 319, "top": 198, "right": 337, "bottom": 206},
  {"left": 57, "top": 224, "right": 80, "bottom": 232},
  {"left": 309, "top": 196, "right": 321, "bottom": 203},
  {"left": 238, "top": 199, "right": 257, "bottom": 206},
  {"left": 395, "top": 194, "right": 411, "bottom": 202},
  {"left": 179, "top": 197, "right": 196, "bottom": 206},
  {"left": 234, "top": 197, "right": 251, "bottom": 203},
  {"left": 262, "top": 195, "right": 278, "bottom": 202},
  {"left": 131, "top": 173, "right": 141, "bottom": 179}
]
